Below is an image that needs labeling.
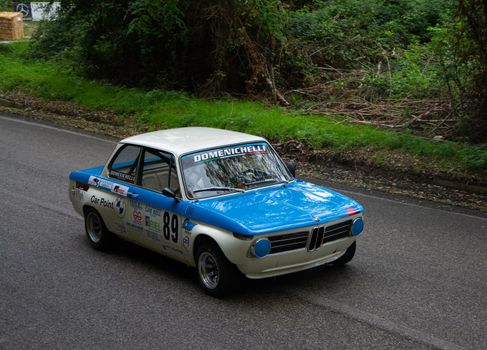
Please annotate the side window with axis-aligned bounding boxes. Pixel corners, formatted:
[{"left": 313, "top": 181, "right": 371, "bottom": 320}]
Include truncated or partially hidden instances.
[
  {"left": 108, "top": 145, "right": 141, "bottom": 184},
  {"left": 141, "top": 149, "right": 180, "bottom": 194}
]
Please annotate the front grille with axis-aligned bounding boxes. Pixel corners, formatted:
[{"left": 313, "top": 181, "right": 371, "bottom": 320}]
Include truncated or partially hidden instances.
[
  {"left": 323, "top": 220, "right": 352, "bottom": 243},
  {"left": 268, "top": 231, "right": 308, "bottom": 254},
  {"left": 267, "top": 220, "right": 353, "bottom": 255},
  {"left": 308, "top": 220, "right": 352, "bottom": 251},
  {"left": 308, "top": 227, "right": 324, "bottom": 251}
]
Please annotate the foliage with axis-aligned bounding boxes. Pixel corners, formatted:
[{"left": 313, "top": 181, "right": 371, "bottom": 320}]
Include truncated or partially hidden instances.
[
  {"left": 18, "top": 0, "right": 487, "bottom": 143},
  {"left": 452, "top": 0, "right": 487, "bottom": 142},
  {"left": 285, "top": 0, "right": 452, "bottom": 69},
  {"left": 30, "top": 0, "right": 287, "bottom": 93},
  {"left": 364, "top": 39, "right": 447, "bottom": 99},
  {"left": 0, "top": 0, "right": 10, "bottom": 11},
  {"left": 1, "top": 42, "right": 487, "bottom": 176},
  {"left": 30, "top": 0, "right": 454, "bottom": 92}
]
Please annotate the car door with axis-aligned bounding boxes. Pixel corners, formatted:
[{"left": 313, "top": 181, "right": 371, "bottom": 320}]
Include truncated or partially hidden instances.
[
  {"left": 104, "top": 144, "right": 143, "bottom": 243},
  {"left": 123, "top": 147, "right": 184, "bottom": 258}
]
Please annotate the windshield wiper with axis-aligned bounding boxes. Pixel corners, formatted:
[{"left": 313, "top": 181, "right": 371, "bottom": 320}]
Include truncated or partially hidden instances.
[
  {"left": 244, "top": 178, "right": 287, "bottom": 186},
  {"left": 193, "top": 187, "right": 245, "bottom": 194}
]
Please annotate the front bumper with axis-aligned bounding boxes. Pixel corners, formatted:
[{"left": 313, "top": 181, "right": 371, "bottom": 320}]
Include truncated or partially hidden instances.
[{"left": 237, "top": 236, "right": 355, "bottom": 279}]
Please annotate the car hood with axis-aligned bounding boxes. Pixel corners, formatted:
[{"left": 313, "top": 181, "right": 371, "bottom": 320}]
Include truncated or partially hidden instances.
[{"left": 188, "top": 180, "right": 363, "bottom": 235}]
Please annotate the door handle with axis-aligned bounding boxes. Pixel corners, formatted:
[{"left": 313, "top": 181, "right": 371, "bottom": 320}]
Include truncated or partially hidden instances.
[{"left": 127, "top": 192, "right": 139, "bottom": 199}]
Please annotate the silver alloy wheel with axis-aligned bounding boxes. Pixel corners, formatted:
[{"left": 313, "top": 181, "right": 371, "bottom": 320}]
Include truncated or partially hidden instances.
[
  {"left": 86, "top": 211, "right": 103, "bottom": 243},
  {"left": 198, "top": 252, "right": 220, "bottom": 290}
]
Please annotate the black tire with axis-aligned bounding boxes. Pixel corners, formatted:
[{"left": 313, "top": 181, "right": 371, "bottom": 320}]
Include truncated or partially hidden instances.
[
  {"left": 195, "top": 241, "right": 240, "bottom": 297},
  {"left": 329, "top": 241, "right": 356, "bottom": 266},
  {"left": 84, "top": 208, "right": 113, "bottom": 251}
]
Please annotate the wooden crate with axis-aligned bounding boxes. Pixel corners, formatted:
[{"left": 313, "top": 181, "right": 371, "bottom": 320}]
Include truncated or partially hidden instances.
[{"left": 0, "top": 12, "right": 24, "bottom": 41}]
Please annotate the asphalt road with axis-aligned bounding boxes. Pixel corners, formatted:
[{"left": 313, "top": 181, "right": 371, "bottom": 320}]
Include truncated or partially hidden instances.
[{"left": 0, "top": 114, "right": 486, "bottom": 350}]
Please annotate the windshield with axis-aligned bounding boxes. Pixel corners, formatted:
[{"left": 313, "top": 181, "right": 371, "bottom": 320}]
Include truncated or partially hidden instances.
[{"left": 181, "top": 142, "right": 292, "bottom": 199}]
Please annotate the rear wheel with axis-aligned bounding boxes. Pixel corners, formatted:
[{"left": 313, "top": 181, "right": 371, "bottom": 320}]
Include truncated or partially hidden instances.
[
  {"left": 84, "top": 208, "right": 113, "bottom": 250},
  {"left": 196, "top": 242, "right": 240, "bottom": 297},
  {"left": 329, "top": 241, "right": 356, "bottom": 266}
]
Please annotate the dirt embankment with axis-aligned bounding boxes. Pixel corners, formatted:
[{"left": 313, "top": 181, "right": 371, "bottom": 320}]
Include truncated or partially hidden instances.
[{"left": 1, "top": 91, "right": 486, "bottom": 212}]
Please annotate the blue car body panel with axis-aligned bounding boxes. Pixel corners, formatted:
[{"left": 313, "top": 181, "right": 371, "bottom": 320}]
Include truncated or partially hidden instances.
[
  {"left": 70, "top": 168, "right": 362, "bottom": 236},
  {"left": 191, "top": 180, "right": 363, "bottom": 235}
]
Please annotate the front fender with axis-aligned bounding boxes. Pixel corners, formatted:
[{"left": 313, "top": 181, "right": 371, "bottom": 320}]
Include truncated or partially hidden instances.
[{"left": 184, "top": 221, "right": 252, "bottom": 267}]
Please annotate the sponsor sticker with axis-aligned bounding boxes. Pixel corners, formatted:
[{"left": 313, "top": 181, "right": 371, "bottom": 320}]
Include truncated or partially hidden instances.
[
  {"left": 144, "top": 205, "right": 162, "bottom": 217},
  {"left": 192, "top": 144, "right": 267, "bottom": 163},
  {"left": 183, "top": 236, "right": 190, "bottom": 250},
  {"left": 133, "top": 210, "right": 143, "bottom": 224},
  {"left": 182, "top": 219, "right": 196, "bottom": 232},
  {"left": 127, "top": 222, "right": 143, "bottom": 231},
  {"left": 146, "top": 230, "right": 160, "bottom": 241},
  {"left": 145, "top": 215, "right": 161, "bottom": 232},
  {"left": 112, "top": 184, "right": 129, "bottom": 197},
  {"left": 114, "top": 198, "right": 126, "bottom": 218},
  {"left": 109, "top": 170, "right": 135, "bottom": 183},
  {"left": 129, "top": 200, "right": 143, "bottom": 209},
  {"left": 87, "top": 176, "right": 130, "bottom": 197},
  {"left": 91, "top": 195, "right": 113, "bottom": 208},
  {"left": 88, "top": 176, "right": 112, "bottom": 189}
]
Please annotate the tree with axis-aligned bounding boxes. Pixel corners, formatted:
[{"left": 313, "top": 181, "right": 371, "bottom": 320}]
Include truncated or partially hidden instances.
[
  {"left": 456, "top": 0, "right": 487, "bottom": 142},
  {"left": 32, "top": 0, "right": 288, "bottom": 102}
]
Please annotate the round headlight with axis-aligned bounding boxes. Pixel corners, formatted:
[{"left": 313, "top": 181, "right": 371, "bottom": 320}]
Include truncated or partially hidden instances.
[
  {"left": 351, "top": 217, "right": 364, "bottom": 236},
  {"left": 251, "top": 238, "right": 271, "bottom": 258}
]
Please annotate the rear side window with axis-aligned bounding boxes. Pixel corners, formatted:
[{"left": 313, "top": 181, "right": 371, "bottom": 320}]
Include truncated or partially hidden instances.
[{"left": 108, "top": 145, "right": 141, "bottom": 184}]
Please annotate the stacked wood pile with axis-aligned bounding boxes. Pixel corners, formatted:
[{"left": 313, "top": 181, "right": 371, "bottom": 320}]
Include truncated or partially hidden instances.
[{"left": 0, "top": 12, "right": 24, "bottom": 41}]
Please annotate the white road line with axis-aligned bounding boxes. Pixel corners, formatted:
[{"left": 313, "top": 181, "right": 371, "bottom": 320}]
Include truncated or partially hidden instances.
[
  {"left": 2, "top": 113, "right": 486, "bottom": 221},
  {"left": 290, "top": 290, "right": 467, "bottom": 350},
  {"left": 0, "top": 114, "right": 117, "bottom": 144}
]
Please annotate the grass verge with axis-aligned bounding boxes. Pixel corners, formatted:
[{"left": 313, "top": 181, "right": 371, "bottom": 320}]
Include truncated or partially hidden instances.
[{"left": 1, "top": 41, "right": 486, "bottom": 181}]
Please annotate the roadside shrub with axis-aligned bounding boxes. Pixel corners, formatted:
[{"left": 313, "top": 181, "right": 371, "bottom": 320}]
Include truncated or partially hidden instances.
[
  {"left": 453, "top": 0, "right": 487, "bottom": 142},
  {"left": 364, "top": 39, "right": 446, "bottom": 99},
  {"left": 28, "top": 0, "right": 485, "bottom": 142},
  {"left": 30, "top": 0, "right": 287, "bottom": 95},
  {"left": 285, "top": 0, "right": 453, "bottom": 70},
  {"left": 0, "top": 0, "right": 10, "bottom": 11},
  {"left": 31, "top": 0, "right": 454, "bottom": 93}
]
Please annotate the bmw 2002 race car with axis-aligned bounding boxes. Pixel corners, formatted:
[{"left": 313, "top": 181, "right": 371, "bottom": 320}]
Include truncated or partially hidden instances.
[{"left": 69, "top": 127, "right": 364, "bottom": 296}]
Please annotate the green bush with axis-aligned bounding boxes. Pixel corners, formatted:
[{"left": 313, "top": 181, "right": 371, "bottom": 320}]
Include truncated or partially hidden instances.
[
  {"left": 0, "top": 0, "right": 11, "bottom": 11},
  {"left": 364, "top": 38, "right": 446, "bottom": 98},
  {"left": 285, "top": 0, "right": 453, "bottom": 69},
  {"left": 25, "top": 0, "right": 485, "bottom": 142},
  {"left": 30, "top": 0, "right": 455, "bottom": 93},
  {"left": 30, "top": 0, "right": 287, "bottom": 93}
]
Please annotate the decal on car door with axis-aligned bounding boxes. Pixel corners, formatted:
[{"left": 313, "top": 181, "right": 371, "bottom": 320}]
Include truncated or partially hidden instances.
[{"left": 126, "top": 199, "right": 182, "bottom": 255}]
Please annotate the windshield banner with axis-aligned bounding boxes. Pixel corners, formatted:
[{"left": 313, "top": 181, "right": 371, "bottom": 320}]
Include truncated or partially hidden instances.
[{"left": 192, "top": 144, "right": 268, "bottom": 163}]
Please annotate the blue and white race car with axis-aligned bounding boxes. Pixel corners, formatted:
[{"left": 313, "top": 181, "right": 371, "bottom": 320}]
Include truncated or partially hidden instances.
[{"left": 69, "top": 127, "right": 364, "bottom": 296}]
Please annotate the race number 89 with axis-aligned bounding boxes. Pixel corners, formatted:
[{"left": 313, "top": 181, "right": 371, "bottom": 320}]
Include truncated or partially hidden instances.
[{"left": 163, "top": 212, "right": 178, "bottom": 243}]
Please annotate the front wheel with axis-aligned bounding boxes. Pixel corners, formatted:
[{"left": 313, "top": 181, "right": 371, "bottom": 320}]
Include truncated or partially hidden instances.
[
  {"left": 329, "top": 241, "right": 356, "bottom": 266},
  {"left": 196, "top": 242, "right": 240, "bottom": 297},
  {"left": 84, "top": 208, "right": 113, "bottom": 250}
]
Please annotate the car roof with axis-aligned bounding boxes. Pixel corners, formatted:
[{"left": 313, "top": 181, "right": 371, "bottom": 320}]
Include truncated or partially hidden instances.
[{"left": 120, "top": 127, "right": 267, "bottom": 156}]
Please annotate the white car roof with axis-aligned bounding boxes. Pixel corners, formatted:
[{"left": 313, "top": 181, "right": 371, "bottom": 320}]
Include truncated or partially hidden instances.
[{"left": 120, "top": 127, "right": 267, "bottom": 156}]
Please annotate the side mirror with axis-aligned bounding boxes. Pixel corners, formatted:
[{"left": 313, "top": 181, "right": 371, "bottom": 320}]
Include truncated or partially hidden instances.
[
  {"left": 287, "top": 161, "right": 297, "bottom": 177},
  {"left": 162, "top": 187, "right": 179, "bottom": 201}
]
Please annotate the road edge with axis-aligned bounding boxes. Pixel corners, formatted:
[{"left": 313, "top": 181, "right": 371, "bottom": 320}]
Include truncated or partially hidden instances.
[{"left": 0, "top": 100, "right": 486, "bottom": 213}]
